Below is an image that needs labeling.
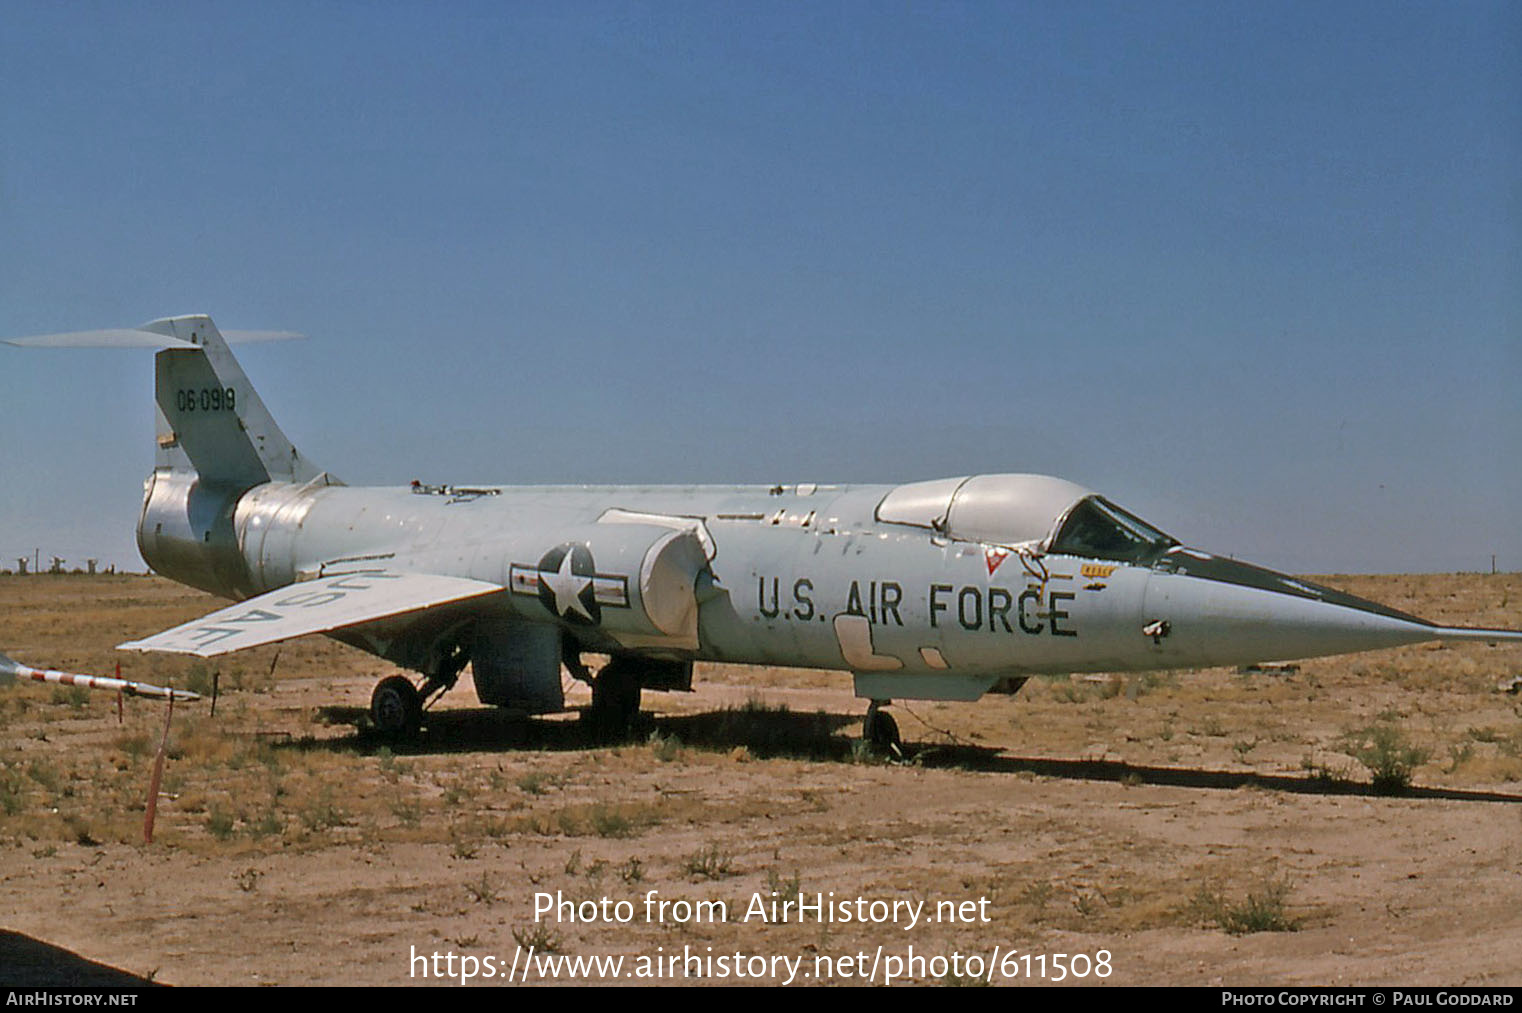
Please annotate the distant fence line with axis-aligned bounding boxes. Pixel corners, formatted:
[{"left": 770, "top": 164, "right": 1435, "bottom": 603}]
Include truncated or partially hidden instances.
[{"left": 2, "top": 556, "right": 138, "bottom": 576}]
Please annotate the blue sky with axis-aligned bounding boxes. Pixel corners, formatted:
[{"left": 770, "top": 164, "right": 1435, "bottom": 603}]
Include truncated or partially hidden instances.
[{"left": 2, "top": 2, "right": 1518, "bottom": 574}]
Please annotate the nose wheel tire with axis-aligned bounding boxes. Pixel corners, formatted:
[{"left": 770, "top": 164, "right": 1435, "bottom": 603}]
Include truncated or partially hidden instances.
[
  {"left": 864, "top": 707, "right": 901, "bottom": 754},
  {"left": 583, "top": 660, "right": 642, "bottom": 741},
  {"left": 371, "top": 676, "right": 423, "bottom": 739}
]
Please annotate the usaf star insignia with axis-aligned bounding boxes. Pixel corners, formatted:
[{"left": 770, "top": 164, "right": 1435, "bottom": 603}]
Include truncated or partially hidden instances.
[{"left": 509, "top": 544, "right": 630, "bottom": 625}]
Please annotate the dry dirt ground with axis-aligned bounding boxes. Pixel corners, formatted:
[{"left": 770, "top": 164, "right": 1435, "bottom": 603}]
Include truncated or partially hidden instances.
[{"left": 2, "top": 573, "right": 1521, "bottom": 987}]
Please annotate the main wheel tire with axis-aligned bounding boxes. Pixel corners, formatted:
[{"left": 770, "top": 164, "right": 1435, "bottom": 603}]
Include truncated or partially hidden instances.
[{"left": 370, "top": 676, "right": 423, "bottom": 739}]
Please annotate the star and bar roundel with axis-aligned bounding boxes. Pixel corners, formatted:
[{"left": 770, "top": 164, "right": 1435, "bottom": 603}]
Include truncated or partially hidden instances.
[{"left": 509, "top": 544, "right": 630, "bottom": 625}]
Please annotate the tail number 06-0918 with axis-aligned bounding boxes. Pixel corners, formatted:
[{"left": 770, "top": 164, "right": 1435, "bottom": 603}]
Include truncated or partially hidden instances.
[{"left": 175, "top": 387, "right": 236, "bottom": 413}]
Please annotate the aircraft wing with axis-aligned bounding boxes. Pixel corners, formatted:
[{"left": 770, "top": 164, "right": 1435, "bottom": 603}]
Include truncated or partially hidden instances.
[{"left": 118, "top": 571, "right": 503, "bottom": 657}]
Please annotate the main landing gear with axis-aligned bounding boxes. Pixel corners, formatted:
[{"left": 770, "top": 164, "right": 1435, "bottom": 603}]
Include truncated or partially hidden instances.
[
  {"left": 369, "top": 642, "right": 471, "bottom": 740},
  {"left": 370, "top": 676, "right": 423, "bottom": 738},
  {"left": 863, "top": 699, "right": 902, "bottom": 756}
]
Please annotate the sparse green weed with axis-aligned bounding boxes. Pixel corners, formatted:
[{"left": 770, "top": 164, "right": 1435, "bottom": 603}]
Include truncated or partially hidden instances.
[
  {"left": 1, "top": 769, "right": 26, "bottom": 816},
  {"left": 517, "top": 772, "right": 551, "bottom": 795},
  {"left": 465, "top": 874, "right": 497, "bottom": 904},
  {"left": 1192, "top": 877, "right": 1298, "bottom": 934},
  {"left": 206, "top": 805, "right": 235, "bottom": 840},
  {"left": 682, "top": 843, "right": 735, "bottom": 880},
  {"left": 1342, "top": 724, "right": 1427, "bottom": 793},
  {"left": 590, "top": 804, "right": 632, "bottom": 839},
  {"left": 512, "top": 923, "right": 562, "bottom": 952},
  {"left": 766, "top": 866, "right": 801, "bottom": 898},
  {"left": 51, "top": 686, "right": 90, "bottom": 710},
  {"left": 648, "top": 729, "right": 685, "bottom": 762},
  {"left": 27, "top": 760, "right": 62, "bottom": 793},
  {"left": 1232, "top": 737, "right": 1260, "bottom": 763},
  {"left": 1019, "top": 881, "right": 1053, "bottom": 910},
  {"left": 249, "top": 807, "right": 284, "bottom": 838},
  {"left": 183, "top": 663, "right": 216, "bottom": 698},
  {"left": 299, "top": 788, "right": 350, "bottom": 831}
]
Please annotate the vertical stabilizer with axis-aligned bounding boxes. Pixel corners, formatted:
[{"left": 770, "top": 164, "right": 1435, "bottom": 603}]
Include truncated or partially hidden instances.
[
  {"left": 143, "top": 316, "right": 320, "bottom": 485},
  {"left": 6, "top": 314, "right": 328, "bottom": 596}
]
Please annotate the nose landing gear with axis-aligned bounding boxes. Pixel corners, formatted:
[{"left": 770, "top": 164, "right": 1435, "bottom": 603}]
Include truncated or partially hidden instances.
[
  {"left": 863, "top": 699, "right": 902, "bottom": 756},
  {"left": 583, "top": 656, "right": 643, "bottom": 741}
]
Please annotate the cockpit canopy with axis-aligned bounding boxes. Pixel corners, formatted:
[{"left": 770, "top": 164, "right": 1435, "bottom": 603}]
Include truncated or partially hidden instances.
[{"left": 875, "top": 473, "right": 1177, "bottom": 564}]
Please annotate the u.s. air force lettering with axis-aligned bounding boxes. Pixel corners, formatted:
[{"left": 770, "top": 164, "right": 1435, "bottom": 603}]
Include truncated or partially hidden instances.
[{"left": 756, "top": 575, "right": 1076, "bottom": 637}]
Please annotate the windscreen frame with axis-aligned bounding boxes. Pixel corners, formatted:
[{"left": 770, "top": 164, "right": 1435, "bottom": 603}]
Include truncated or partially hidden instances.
[{"left": 1046, "top": 495, "right": 1178, "bottom": 564}]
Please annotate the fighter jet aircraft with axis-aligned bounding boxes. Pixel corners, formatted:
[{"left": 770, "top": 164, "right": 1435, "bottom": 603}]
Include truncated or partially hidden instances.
[{"left": 8, "top": 315, "right": 1520, "bottom": 748}]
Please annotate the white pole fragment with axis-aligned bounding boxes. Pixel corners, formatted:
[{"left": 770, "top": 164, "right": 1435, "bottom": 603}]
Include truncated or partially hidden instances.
[{"left": 0, "top": 652, "right": 199, "bottom": 702}]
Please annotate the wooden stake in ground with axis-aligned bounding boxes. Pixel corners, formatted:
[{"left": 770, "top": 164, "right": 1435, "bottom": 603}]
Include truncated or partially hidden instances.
[{"left": 143, "top": 692, "right": 175, "bottom": 845}]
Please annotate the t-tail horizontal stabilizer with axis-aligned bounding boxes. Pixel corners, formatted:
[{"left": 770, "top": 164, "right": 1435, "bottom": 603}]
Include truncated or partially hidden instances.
[
  {"left": 3, "top": 326, "right": 303, "bottom": 348},
  {"left": 6, "top": 314, "right": 324, "bottom": 486}
]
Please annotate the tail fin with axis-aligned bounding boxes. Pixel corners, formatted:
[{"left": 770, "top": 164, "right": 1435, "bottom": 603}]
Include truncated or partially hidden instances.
[
  {"left": 6, "top": 315, "right": 322, "bottom": 486},
  {"left": 141, "top": 315, "right": 320, "bottom": 485}
]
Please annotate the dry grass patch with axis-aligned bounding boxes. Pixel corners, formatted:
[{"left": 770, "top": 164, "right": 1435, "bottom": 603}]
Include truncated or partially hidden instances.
[
  {"left": 1191, "top": 875, "right": 1300, "bottom": 935},
  {"left": 1339, "top": 722, "right": 1429, "bottom": 793},
  {"left": 512, "top": 800, "right": 667, "bottom": 839}
]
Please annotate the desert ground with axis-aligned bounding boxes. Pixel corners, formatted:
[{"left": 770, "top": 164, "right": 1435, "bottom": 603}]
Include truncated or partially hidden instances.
[{"left": 2, "top": 572, "right": 1520, "bottom": 987}]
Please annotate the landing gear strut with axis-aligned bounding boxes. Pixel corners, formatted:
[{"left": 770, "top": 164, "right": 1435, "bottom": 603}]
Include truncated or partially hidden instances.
[
  {"left": 368, "top": 640, "right": 472, "bottom": 740},
  {"left": 583, "top": 656, "right": 642, "bottom": 741},
  {"left": 863, "top": 699, "right": 902, "bottom": 756}
]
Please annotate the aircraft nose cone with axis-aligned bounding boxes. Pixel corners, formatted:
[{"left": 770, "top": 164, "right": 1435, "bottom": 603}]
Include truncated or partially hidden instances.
[
  {"left": 1152, "top": 548, "right": 1427, "bottom": 623},
  {"left": 1143, "top": 547, "right": 1440, "bottom": 667}
]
